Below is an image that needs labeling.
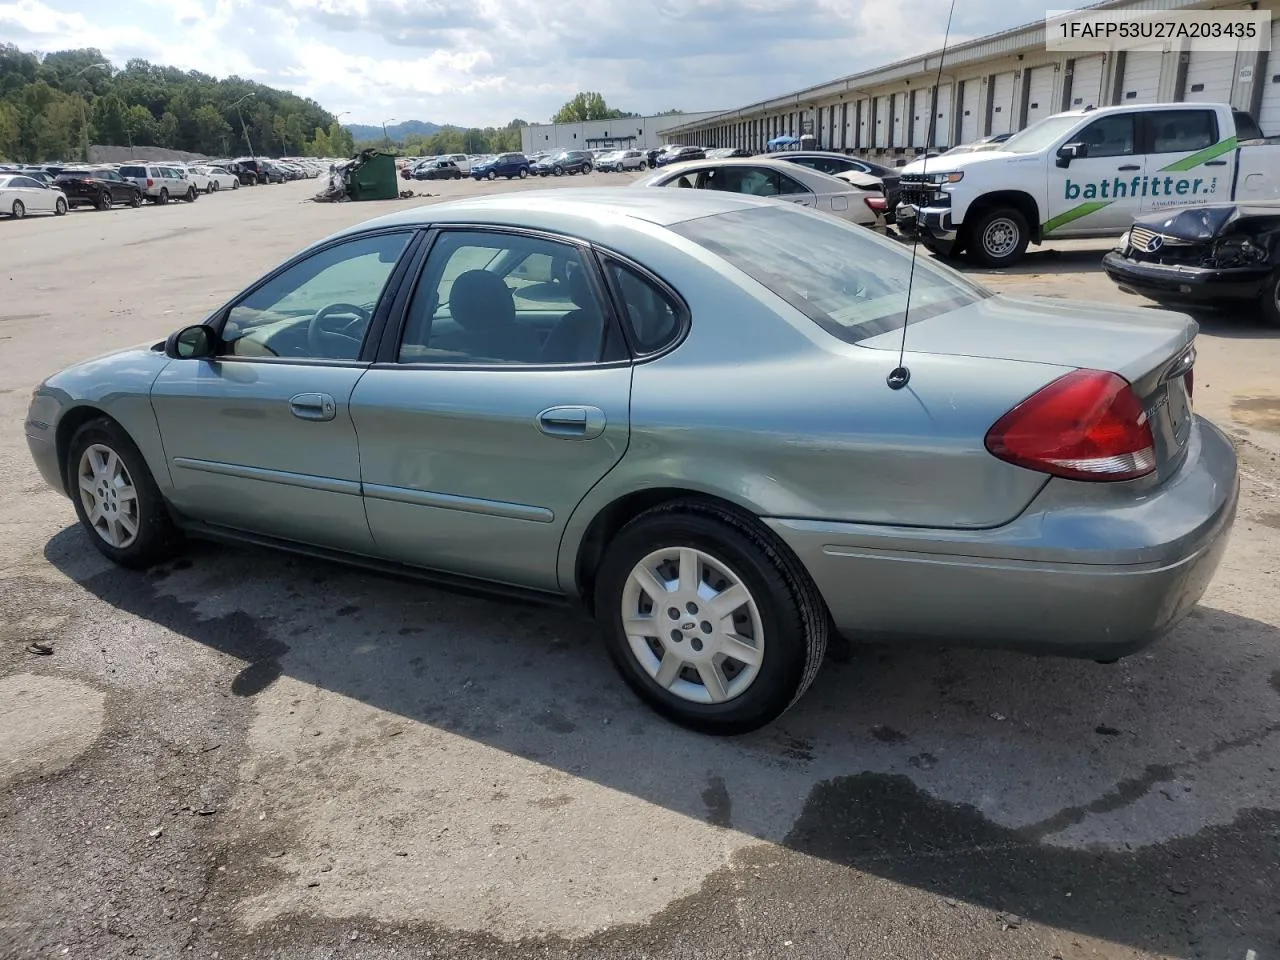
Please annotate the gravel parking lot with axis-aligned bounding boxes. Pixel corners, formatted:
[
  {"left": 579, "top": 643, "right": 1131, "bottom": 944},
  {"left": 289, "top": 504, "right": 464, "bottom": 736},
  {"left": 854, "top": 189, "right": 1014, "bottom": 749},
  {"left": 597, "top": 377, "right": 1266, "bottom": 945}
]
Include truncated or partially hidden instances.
[{"left": 2, "top": 175, "right": 1279, "bottom": 960}]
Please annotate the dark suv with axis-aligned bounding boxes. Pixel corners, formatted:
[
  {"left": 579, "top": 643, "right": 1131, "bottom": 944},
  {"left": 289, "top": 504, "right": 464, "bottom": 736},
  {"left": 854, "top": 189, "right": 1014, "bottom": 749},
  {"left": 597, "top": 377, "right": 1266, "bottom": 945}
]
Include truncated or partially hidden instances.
[
  {"left": 54, "top": 168, "right": 143, "bottom": 210},
  {"left": 532, "top": 150, "right": 593, "bottom": 176}
]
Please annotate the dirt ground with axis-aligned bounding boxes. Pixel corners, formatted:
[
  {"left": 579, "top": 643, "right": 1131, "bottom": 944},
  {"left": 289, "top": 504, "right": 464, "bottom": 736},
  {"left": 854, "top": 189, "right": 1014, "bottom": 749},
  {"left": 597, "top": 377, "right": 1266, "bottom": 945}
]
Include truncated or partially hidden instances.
[{"left": 1, "top": 175, "right": 1278, "bottom": 960}]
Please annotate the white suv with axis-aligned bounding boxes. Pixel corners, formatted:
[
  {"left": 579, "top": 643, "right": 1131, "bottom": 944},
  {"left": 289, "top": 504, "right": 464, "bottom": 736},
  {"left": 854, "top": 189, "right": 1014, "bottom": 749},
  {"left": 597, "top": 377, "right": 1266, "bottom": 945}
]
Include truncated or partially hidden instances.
[
  {"left": 118, "top": 164, "right": 199, "bottom": 204},
  {"left": 445, "top": 153, "right": 472, "bottom": 174}
]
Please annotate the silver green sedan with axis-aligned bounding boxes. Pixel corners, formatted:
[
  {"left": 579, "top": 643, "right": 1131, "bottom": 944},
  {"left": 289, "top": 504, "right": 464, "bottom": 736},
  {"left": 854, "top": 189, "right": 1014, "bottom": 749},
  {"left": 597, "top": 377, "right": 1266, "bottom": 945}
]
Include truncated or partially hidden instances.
[{"left": 25, "top": 189, "right": 1238, "bottom": 734}]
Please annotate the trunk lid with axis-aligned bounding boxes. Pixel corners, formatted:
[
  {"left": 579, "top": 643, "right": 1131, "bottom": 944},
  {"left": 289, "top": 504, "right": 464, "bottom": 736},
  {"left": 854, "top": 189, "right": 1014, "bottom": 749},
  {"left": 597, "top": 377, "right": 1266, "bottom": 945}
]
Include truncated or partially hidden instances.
[{"left": 859, "top": 293, "right": 1198, "bottom": 475}]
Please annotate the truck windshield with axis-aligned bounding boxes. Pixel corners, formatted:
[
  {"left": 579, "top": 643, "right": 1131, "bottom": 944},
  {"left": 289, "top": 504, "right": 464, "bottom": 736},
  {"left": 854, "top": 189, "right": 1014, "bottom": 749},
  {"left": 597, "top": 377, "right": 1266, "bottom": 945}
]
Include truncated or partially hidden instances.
[{"left": 998, "top": 115, "right": 1085, "bottom": 154}]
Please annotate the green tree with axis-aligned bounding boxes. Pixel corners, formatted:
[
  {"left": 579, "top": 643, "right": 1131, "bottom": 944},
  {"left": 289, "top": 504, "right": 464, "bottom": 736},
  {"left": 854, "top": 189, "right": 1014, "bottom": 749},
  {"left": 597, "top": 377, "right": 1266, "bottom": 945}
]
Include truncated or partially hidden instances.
[
  {"left": 551, "top": 92, "right": 635, "bottom": 123},
  {"left": 124, "top": 104, "right": 157, "bottom": 145},
  {"left": 0, "top": 100, "right": 20, "bottom": 159},
  {"left": 192, "top": 104, "right": 231, "bottom": 153},
  {"left": 157, "top": 110, "right": 179, "bottom": 147},
  {"left": 93, "top": 92, "right": 129, "bottom": 146},
  {"left": 309, "top": 125, "right": 331, "bottom": 156}
]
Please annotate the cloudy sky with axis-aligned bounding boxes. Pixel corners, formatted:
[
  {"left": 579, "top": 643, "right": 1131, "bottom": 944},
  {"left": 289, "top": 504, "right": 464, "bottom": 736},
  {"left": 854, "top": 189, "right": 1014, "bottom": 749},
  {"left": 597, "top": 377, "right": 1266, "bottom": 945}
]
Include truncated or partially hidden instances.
[{"left": 2, "top": 0, "right": 1017, "bottom": 127}]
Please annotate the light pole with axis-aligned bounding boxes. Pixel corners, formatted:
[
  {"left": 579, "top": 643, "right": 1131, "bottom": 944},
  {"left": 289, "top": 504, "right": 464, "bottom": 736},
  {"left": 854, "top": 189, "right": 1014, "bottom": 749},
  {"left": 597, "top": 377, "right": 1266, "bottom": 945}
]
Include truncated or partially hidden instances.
[
  {"left": 231, "top": 93, "right": 256, "bottom": 160},
  {"left": 74, "top": 61, "right": 110, "bottom": 162},
  {"left": 381, "top": 118, "right": 396, "bottom": 152}
]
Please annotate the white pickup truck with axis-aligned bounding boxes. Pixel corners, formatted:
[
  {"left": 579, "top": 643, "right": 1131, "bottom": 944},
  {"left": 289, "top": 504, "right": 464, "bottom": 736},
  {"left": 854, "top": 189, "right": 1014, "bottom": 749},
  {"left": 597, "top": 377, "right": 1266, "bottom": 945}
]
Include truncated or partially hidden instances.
[{"left": 895, "top": 102, "right": 1280, "bottom": 267}]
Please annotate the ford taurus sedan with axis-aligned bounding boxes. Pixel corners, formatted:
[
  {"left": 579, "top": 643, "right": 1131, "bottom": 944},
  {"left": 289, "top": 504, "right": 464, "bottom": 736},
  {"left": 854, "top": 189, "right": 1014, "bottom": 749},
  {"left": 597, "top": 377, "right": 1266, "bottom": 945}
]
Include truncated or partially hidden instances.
[{"left": 25, "top": 189, "right": 1238, "bottom": 734}]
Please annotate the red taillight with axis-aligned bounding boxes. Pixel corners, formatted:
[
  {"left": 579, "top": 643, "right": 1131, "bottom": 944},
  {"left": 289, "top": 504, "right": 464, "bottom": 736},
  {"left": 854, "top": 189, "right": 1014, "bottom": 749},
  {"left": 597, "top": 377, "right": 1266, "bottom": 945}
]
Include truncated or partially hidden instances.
[
  {"left": 147, "top": 178, "right": 154, "bottom": 186},
  {"left": 984, "top": 369, "right": 1156, "bottom": 482},
  {"left": 864, "top": 195, "right": 888, "bottom": 211}
]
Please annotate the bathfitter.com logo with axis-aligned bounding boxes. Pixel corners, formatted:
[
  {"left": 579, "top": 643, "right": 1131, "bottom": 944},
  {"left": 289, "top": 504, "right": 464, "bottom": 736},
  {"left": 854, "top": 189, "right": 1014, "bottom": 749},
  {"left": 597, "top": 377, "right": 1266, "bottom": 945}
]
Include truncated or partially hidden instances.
[{"left": 1064, "top": 175, "right": 1218, "bottom": 201}]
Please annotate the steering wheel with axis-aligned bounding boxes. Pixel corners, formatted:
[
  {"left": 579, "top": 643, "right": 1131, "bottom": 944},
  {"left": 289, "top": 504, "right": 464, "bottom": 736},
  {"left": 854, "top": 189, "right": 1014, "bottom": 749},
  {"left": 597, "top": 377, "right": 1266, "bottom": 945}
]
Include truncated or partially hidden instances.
[{"left": 307, "top": 302, "right": 371, "bottom": 357}]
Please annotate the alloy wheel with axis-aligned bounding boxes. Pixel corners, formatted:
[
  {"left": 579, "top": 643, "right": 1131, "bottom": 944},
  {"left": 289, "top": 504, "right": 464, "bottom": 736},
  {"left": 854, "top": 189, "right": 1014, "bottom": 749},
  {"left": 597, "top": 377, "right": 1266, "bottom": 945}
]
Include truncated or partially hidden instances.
[
  {"left": 620, "top": 546, "right": 764, "bottom": 704},
  {"left": 11, "top": 200, "right": 24, "bottom": 219},
  {"left": 76, "top": 443, "right": 140, "bottom": 549}
]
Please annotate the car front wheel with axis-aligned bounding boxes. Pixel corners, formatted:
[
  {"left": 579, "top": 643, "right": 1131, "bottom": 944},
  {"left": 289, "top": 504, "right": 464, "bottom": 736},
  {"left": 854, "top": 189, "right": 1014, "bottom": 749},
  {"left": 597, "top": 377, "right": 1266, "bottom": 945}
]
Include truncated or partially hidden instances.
[
  {"left": 158, "top": 188, "right": 169, "bottom": 205},
  {"left": 186, "top": 187, "right": 198, "bottom": 202},
  {"left": 594, "top": 501, "right": 828, "bottom": 735},
  {"left": 969, "top": 206, "right": 1029, "bottom": 268},
  {"left": 97, "top": 191, "right": 113, "bottom": 211},
  {"left": 129, "top": 191, "right": 142, "bottom": 207},
  {"left": 487, "top": 170, "right": 497, "bottom": 181},
  {"left": 54, "top": 196, "right": 67, "bottom": 215},
  {"left": 10, "top": 199, "right": 24, "bottom": 219},
  {"left": 67, "top": 418, "right": 181, "bottom": 568}
]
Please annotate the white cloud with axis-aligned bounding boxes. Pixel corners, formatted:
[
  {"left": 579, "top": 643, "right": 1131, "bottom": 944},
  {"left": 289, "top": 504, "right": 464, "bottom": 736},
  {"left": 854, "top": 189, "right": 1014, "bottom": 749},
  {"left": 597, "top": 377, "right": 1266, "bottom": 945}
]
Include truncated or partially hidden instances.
[{"left": 4, "top": 0, "right": 1014, "bottom": 127}]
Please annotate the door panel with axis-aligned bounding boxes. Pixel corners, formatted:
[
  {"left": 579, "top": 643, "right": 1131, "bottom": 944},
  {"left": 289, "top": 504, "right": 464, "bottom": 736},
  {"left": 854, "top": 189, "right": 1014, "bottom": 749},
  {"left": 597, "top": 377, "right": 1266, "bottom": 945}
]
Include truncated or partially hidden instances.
[
  {"left": 990, "top": 72, "right": 1016, "bottom": 135},
  {"left": 1183, "top": 48, "right": 1235, "bottom": 103},
  {"left": 1046, "top": 111, "right": 1144, "bottom": 236},
  {"left": 960, "top": 80, "right": 981, "bottom": 142},
  {"left": 1120, "top": 48, "right": 1164, "bottom": 103},
  {"left": 1025, "top": 66, "right": 1056, "bottom": 127},
  {"left": 151, "top": 360, "right": 374, "bottom": 552},
  {"left": 1068, "top": 56, "right": 1106, "bottom": 110}
]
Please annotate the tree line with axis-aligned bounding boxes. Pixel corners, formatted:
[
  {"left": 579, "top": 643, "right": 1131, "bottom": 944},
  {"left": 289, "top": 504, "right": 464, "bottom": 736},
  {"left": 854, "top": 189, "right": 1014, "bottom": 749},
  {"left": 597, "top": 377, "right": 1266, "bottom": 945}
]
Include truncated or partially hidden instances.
[
  {"left": 0, "top": 43, "right": 355, "bottom": 163},
  {"left": 363, "top": 119, "right": 529, "bottom": 157}
]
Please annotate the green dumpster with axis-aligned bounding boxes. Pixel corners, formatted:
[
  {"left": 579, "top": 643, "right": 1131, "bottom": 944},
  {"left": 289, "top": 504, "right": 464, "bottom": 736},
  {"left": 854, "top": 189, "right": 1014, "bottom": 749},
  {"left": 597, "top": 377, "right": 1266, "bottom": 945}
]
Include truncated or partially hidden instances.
[{"left": 346, "top": 149, "right": 400, "bottom": 201}]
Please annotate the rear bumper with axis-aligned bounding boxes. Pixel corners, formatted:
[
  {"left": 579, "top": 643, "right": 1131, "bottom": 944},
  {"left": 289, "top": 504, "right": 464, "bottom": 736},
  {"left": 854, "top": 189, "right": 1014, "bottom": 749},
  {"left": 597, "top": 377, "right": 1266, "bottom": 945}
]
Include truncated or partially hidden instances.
[
  {"left": 1101, "top": 251, "right": 1271, "bottom": 303},
  {"left": 765, "top": 416, "right": 1238, "bottom": 658}
]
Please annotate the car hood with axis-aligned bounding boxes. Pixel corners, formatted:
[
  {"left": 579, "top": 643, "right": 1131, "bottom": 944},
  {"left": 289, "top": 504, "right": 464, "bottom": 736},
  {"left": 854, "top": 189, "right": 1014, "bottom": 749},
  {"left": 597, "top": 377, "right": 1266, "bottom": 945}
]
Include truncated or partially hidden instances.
[
  {"left": 1129, "top": 202, "right": 1280, "bottom": 240},
  {"left": 859, "top": 292, "right": 1195, "bottom": 383},
  {"left": 40, "top": 342, "right": 171, "bottom": 398},
  {"left": 898, "top": 149, "right": 1024, "bottom": 176}
]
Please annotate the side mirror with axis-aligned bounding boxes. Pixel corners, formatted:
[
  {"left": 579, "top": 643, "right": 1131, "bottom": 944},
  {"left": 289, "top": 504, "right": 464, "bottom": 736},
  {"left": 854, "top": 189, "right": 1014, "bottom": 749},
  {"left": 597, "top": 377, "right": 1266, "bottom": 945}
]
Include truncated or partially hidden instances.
[
  {"left": 165, "top": 325, "right": 216, "bottom": 360},
  {"left": 1056, "top": 142, "right": 1088, "bottom": 167}
]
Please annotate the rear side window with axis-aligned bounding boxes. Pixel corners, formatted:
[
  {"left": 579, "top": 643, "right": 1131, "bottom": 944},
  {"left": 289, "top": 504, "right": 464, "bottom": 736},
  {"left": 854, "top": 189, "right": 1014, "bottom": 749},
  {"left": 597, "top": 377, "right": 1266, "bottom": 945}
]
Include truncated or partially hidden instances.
[
  {"left": 1146, "top": 110, "right": 1217, "bottom": 154},
  {"left": 605, "top": 260, "right": 683, "bottom": 354},
  {"left": 1234, "top": 110, "right": 1264, "bottom": 141}
]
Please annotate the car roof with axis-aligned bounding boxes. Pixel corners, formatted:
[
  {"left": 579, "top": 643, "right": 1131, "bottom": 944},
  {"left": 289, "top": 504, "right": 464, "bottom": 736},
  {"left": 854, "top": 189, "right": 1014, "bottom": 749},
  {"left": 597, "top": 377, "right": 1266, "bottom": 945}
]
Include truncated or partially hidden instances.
[{"left": 332, "top": 187, "right": 780, "bottom": 239}]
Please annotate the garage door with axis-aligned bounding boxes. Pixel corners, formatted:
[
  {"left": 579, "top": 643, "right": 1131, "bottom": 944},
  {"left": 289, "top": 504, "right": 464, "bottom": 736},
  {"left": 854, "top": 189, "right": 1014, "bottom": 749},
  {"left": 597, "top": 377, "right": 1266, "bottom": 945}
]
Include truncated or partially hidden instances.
[
  {"left": 1024, "top": 65, "right": 1056, "bottom": 127},
  {"left": 990, "top": 71, "right": 1016, "bottom": 135},
  {"left": 874, "top": 95, "right": 889, "bottom": 147},
  {"left": 1068, "top": 55, "right": 1106, "bottom": 109},
  {"left": 960, "top": 79, "right": 982, "bottom": 142},
  {"left": 1183, "top": 48, "right": 1236, "bottom": 103},
  {"left": 912, "top": 88, "right": 932, "bottom": 146},
  {"left": 934, "top": 83, "right": 953, "bottom": 148},
  {"left": 856, "top": 98, "right": 870, "bottom": 148},
  {"left": 1120, "top": 47, "right": 1164, "bottom": 103},
  {"left": 1259, "top": 20, "right": 1280, "bottom": 134},
  {"left": 892, "top": 93, "right": 908, "bottom": 147}
]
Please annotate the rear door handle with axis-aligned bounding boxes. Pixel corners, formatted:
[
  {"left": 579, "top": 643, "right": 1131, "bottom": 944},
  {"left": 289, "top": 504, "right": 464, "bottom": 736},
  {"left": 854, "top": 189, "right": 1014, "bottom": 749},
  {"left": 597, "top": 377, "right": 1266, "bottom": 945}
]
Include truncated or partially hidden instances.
[
  {"left": 289, "top": 392, "right": 337, "bottom": 421},
  {"left": 1118, "top": 164, "right": 1141, "bottom": 171},
  {"left": 537, "top": 405, "right": 606, "bottom": 440}
]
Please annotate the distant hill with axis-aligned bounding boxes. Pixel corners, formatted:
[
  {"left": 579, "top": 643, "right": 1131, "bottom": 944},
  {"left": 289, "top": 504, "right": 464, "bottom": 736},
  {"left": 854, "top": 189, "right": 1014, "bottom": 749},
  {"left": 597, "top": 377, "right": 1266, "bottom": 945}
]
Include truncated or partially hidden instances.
[{"left": 344, "top": 120, "right": 454, "bottom": 142}]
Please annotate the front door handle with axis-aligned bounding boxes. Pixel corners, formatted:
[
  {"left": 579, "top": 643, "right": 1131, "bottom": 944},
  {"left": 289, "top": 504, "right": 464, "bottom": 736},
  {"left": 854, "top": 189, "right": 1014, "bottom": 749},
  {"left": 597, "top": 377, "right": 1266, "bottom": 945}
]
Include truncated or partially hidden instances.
[
  {"left": 1118, "top": 164, "right": 1141, "bottom": 171},
  {"left": 1204, "top": 160, "right": 1227, "bottom": 166},
  {"left": 289, "top": 392, "right": 337, "bottom": 421},
  {"left": 537, "top": 405, "right": 606, "bottom": 440}
]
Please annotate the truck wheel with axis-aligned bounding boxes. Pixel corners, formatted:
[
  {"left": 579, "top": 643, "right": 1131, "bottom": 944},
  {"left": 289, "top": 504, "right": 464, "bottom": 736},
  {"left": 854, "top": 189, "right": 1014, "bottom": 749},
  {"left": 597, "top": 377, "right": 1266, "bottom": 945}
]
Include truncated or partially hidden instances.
[
  {"left": 969, "top": 207, "right": 1029, "bottom": 268},
  {"left": 1258, "top": 270, "right": 1280, "bottom": 328}
]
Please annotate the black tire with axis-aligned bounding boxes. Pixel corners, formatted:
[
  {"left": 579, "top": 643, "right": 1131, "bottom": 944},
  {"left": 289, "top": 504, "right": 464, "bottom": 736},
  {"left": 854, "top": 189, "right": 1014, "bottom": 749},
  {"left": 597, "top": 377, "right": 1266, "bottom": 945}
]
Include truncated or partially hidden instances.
[
  {"left": 11, "top": 199, "right": 24, "bottom": 219},
  {"left": 637, "top": 161, "right": 647, "bottom": 171},
  {"left": 594, "top": 501, "right": 829, "bottom": 735},
  {"left": 129, "top": 191, "right": 142, "bottom": 208},
  {"left": 97, "top": 191, "right": 113, "bottom": 211},
  {"left": 54, "top": 196, "right": 67, "bottom": 216},
  {"left": 553, "top": 165, "right": 563, "bottom": 177},
  {"left": 66, "top": 417, "right": 182, "bottom": 569},
  {"left": 232, "top": 179, "right": 239, "bottom": 190},
  {"left": 186, "top": 187, "right": 198, "bottom": 202},
  {"left": 584, "top": 164, "right": 593, "bottom": 174},
  {"left": 158, "top": 188, "right": 169, "bottom": 205},
  {"left": 519, "top": 168, "right": 528, "bottom": 179},
  {"left": 968, "top": 206, "right": 1029, "bottom": 268},
  {"left": 1257, "top": 270, "right": 1280, "bottom": 327},
  {"left": 487, "top": 170, "right": 497, "bottom": 181}
]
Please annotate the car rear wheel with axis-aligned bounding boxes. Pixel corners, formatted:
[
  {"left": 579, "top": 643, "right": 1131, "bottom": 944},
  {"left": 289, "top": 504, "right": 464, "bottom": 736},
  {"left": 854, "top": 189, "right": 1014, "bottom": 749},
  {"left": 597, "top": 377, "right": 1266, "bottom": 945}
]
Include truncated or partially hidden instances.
[
  {"left": 67, "top": 418, "right": 181, "bottom": 569},
  {"left": 594, "top": 501, "right": 828, "bottom": 734},
  {"left": 584, "top": 164, "right": 593, "bottom": 174},
  {"left": 158, "top": 188, "right": 169, "bottom": 205},
  {"left": 519, "top": 168, "right": 528, "bottom": 179},
  {"left": 637, "top": 161, "right": 647, "bottom": 171},
  {"left": 10, "top": 199, "right": 24, "bottom": 219},
  {"left": 969, "top": 206, "right": 1029, "bottom": 268},
  {"left": 54, "top": 196, "right": 67, "bottom": 216}
]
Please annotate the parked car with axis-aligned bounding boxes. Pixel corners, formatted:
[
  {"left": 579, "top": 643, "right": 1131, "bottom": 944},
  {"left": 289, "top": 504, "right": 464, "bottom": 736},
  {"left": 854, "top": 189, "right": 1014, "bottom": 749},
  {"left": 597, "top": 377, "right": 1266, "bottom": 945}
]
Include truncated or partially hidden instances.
[
  {"left": 894, "top": 102, "right": 1276, "bottom": 267},
  {"left": 195, "top": 165, "right": 240, "bottom": 191},
  {"left": 414, "top": 159, "right": 464, "bottom": 180},
  {"left": 24, "top": 188, "right": 1236, "bottom": 733},
  {"left": 228, "top": 159, "right": 277, "bottom": 185},
  {"left": 635, "top": 157, "right": 882, "bottom": 227},
  {"left": 596, "top": 149, "right": 649, "bottom": 172},
  {"left": 655, "top": 146, "right": 706, "bottom": 167},
  {"left": 471, "top": 152, "right": 531, "bottom": 180},
  {"left": 1102, "top": 203, "right": 1280, "bottom": 326},
  {"left": 118, "top": 164, "right": 199, "bottom": 204},
  {"left": 53, "top": 168, "right": 143, "bottom": 210},
  {"left": 0, "top": 172, "right": 68, "bottom": 217},
  {"left": 532, "top": 150, "right": 593, "bottom": 176},
  {"left": 773, "top": 151, "right": 902, "bottom": 224},
  {"left": 176, "top": 164, "right": 211, "bottom": 193}
]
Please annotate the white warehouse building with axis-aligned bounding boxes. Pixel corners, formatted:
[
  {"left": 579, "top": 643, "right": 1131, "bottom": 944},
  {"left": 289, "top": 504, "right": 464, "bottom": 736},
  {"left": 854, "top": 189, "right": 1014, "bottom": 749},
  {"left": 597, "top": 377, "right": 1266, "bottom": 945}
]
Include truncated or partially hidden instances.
[
  {"left": 661, "top": 0, "right": 1280, "bottom": 161},
  {"left": 521, "top": 111, "right": 727, "bottom": 154}
]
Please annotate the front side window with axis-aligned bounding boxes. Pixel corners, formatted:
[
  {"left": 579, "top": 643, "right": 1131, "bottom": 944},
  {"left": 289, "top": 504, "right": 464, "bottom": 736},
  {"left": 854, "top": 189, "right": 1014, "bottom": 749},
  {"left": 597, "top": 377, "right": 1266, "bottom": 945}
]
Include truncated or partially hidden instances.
[
  {"left": 1146, "top": 110, "right": 1216, "bottom": 154},
  {"left": 221, "top": 232, "right": 411, "bottom": 361},
  {"left": 398, "top": 231, "right": 607, "bottom": 365},
  {"left": 1076, "top": 114, "right": 1136, "bottom": 158},
  {"left": 671, "top": 205, "right": 988, "bottom": 343}
]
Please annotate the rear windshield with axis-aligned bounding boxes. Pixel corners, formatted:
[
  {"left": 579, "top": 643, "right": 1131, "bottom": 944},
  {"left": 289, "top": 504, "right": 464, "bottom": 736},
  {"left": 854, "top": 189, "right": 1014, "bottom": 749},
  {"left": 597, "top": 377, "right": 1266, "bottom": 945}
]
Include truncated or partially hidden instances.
[
  {"left": 119, "top": 166, "right": 145, "bottom": 177},
  {"left": 670, "top": 206, "right": 989, "bottom": 342}
]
